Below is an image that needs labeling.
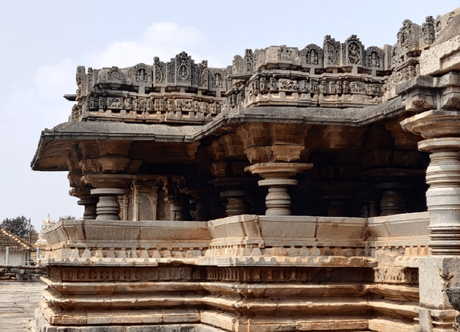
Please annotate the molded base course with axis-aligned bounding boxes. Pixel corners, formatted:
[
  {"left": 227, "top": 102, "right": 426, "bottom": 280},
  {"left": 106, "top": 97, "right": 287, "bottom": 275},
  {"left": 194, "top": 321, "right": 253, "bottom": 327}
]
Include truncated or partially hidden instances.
[{"left": 35, "top": 308, "right": 423, "bottom": 332}]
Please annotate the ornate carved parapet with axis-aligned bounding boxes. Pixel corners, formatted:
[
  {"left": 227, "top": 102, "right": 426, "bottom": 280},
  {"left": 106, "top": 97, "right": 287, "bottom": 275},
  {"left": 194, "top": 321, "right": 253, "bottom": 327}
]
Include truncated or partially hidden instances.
[
  {"left": 71, "top": 52, "right": 227, "bottom": 124},
  {"left": 402, "top": 110, "right": 460, "bottom": 254}
]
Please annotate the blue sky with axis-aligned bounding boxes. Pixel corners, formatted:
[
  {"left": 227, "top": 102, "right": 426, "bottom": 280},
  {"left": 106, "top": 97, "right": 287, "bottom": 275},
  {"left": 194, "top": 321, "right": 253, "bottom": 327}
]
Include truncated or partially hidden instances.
[{"left": 1, "top": 1, "right": 459, "bottom": 230}]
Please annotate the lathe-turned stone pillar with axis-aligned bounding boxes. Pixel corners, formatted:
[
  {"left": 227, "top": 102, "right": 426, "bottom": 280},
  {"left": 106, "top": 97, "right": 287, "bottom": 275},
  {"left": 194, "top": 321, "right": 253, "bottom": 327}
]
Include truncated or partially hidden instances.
[
  {"left": 402, "top": 110, "right": 460, "bottom": 255},
  {"left": 315, "top": 180, "right": 363, "bottom": 217},
  {"left": 365, "top": 168, "right": 424, "bottom": 216},
  {"left": 165, "top": 196, "right": 188, "bottom": 221},
  {"left": 210, "top": 177, "right": 252, "bottom": 217},
  {"left": 187, "top": 188, "right": 215, "bottom": 221},
  {"left": 69, "top": 188, "right": 97, "bottom": 220},
  {"left": 91, "top": 188, "right": 126, "bottom": 220},
  {"left": 82, "top": 174, "right": 136, "bottom": 221},
  {"left": 375, "top": 182, "right": 410, "bottom": 216},
  {"left": 419, "top": 138, "right": 460, "bottom": 254},
  {"left": 245, "top": 162, "right": 312, "bottom": 216}
]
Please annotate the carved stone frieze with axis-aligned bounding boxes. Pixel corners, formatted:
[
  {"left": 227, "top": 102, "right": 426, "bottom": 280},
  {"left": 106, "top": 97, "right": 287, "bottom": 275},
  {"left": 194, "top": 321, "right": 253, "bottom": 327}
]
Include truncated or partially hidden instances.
[
  {"left": 373, "top": 267, "right": 418, "bottom": 284},
  {"left": 71, "top": 52, "right": 226, "bottom": 124}
]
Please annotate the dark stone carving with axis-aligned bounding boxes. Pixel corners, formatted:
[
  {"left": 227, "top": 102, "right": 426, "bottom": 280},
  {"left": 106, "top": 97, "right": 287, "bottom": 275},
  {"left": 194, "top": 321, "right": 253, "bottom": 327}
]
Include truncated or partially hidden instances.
[
  {"left": 153, "top": 57, "right": 165, "bottom": 84},
  {"left": 343, "top": 35, "right": 364, "bottom": 66},
  {"left": 301, "top": 43, "right": 324, "bottom": 67},
  {"left": 446, "top": 287, "right": 460, "bottom": 331},
  {"left": 422, "top": 16, "right": 435, "bottom": 48},
  {"left": 176, "top": 52, "right": 192, "bottom": 84},
  {"left": 324, "top": 35, "right": 341, "bottom": 67}
]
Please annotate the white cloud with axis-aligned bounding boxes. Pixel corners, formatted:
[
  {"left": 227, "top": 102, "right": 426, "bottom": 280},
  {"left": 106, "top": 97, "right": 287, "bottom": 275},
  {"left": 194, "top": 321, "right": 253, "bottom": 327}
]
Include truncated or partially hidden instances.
[
  {"left": 0, "top": 22, "right": 219, "bottom": 230},
  {"left": 87, "top": 22, "right": 220, "bottom": 68}
]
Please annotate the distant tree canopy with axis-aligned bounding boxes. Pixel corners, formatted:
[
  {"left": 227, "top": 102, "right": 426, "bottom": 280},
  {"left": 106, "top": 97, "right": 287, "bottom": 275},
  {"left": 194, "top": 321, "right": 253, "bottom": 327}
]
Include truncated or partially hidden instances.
[
  {"left": 58, "top": 215, "right": 76, "bottom": 221},
  {"left": 1, "top": 216, "right": 34, "bottom": 239}
]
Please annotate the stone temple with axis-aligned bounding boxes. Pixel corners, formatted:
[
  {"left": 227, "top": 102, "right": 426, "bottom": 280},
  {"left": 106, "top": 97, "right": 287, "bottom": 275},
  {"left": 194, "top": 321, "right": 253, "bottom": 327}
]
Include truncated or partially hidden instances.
[{"left": 31, "top": 7, "right": 460, "bottom": 332}]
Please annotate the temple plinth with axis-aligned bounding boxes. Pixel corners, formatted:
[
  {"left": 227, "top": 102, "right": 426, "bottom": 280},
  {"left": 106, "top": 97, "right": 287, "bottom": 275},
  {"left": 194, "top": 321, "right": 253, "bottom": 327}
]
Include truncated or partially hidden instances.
[{"left": 30, "top": 8, "right": 460, "bottom": 332}]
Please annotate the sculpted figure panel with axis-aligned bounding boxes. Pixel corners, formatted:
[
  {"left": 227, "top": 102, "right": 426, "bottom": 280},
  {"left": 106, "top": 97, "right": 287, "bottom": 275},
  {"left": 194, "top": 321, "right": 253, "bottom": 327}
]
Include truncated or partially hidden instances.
[
  {"left": 366, "top": 46, "right": 384, "bottom": 70},
  {"left": 301, "top": 43, "right": 324, "bottom": 67},
  {"left": 154, "top": 57, "right": 165, "bottom": 84},
  {"left": 133, "top": 63, "right": 152, "bottom": 85},
  {"left": 176, "top": 52, "right": 192, "bottom": 84},
  {"left": 278, "top": 45, "right": 296, "bottom": 61},
  {"left": 422, "top": 16, "right": 435, "bottom": 49},
  {"left": 343, "top": 35, "right": 365, "bottom": 67},
  {"left": 245, "top": 49, "right": 253, "bottom": 72},
  {"left": 323, "top": 35, "right": 340, "bottom": 66}
]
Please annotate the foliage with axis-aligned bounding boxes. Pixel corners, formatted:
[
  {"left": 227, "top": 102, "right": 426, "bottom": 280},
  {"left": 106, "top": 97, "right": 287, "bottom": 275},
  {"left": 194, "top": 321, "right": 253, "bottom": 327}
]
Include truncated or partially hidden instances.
[
  {"left": 1, "top": 216, "right": 34, "bottom": 239},
  {"left": 58, "top": 215, "right": 76, "bottom": 221}
]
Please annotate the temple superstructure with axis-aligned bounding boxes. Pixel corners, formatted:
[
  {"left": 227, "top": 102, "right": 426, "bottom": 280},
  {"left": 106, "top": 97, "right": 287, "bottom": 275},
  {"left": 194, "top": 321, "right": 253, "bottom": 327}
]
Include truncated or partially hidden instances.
[{"left": 32, "top": 7, "right": 460, "bottom": 332}]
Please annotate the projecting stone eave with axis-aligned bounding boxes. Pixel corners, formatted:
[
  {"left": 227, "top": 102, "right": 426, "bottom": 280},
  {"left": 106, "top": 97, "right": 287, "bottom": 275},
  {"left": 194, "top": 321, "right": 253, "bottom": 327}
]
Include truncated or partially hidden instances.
[
  {"left": 31, "top": 96, "right": 407, "bottom": 171},
  {"left": 30, "top": 121, "right": 200, "bottom": 171},
  {"left": 193, "top": 95, "right": 406, "bottom": 140}
]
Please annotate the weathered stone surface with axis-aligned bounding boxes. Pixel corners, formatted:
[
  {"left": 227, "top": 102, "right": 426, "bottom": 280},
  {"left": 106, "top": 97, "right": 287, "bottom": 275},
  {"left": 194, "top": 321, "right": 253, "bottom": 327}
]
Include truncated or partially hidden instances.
[
  {"left": 0, "top": 282, "right": 44, "bottom": 332},
  {"left": 30, "top": 5, "right": 460, "bottom": 332}
]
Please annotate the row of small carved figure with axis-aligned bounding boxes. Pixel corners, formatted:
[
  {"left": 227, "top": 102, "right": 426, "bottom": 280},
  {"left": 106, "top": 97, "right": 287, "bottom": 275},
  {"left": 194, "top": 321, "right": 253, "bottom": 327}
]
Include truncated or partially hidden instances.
[
  {"left": 85, "top": 96, "right": 221, "bottom": 114},
  {"left": 48, "top": 265, "right": 371, "bottom": 283},
  {"left": 385, "top": 63, "right": 420, "bottom": 91},
  {"left": 244, "top": 77, "right": 383, "bottom": 97},
  {"left": 233, "top": 42, "right": 385, "bottom": 75},
  {"left": 48, "top": 266, "right": 200, "bottom": 282},
  {"left": 47, "top": 265, "right": 419, "bottom": 284},
  {"left": 373, "top": 267, "right": 418, "bottom": 284}
]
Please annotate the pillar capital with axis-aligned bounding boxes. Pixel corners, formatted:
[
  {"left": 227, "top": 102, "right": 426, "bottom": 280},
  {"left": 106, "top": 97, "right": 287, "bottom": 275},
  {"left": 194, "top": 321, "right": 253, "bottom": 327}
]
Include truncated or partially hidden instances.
[
  {"left": 245, "top": 162, "right": 313, "bottom": 179},
  {"left": 401, "top": 109, "right": 460, "bottom": 139},
  {"left": 236, "top": 123, "right": 310, "bottom": 163},
  {"left": 81, "top": 174, "right": 136, "bottom": 189}
]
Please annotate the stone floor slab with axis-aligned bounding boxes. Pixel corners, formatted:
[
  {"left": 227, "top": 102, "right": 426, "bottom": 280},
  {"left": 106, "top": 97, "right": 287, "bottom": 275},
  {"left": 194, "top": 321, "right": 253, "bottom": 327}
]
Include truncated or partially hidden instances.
[{"left": 0, "top": 281, "right": 44, "bottom": 332}]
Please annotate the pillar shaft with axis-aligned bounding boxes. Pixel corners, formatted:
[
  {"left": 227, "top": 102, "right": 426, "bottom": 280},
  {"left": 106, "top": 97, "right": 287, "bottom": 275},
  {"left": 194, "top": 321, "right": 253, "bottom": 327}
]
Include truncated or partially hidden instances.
[
  {"left": 78, "top": 198, "right": 97, "bottom": 220},
  {"left": 245, "top": 162, "right": 312, "bottom": 216},
  {"left": 91, "top": 188, "right": 126, "bottom": 220},
  {"left": 401, "top": 110, "right": 460, "bottom": 255},
  {"left": 419, "top": 139, "right": 460, "bottom": 255},
  {"left": 210, "top": 177, "right": 252, "bottom": 217},
  {"left": 221, "top": 190, "right": 247, "bottom": 216}
]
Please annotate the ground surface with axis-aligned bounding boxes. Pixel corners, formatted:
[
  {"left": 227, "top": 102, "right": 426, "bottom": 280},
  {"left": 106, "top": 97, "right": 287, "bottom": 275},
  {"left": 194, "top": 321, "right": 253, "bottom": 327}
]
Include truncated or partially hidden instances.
[{"left": 0, "top": 281, "right": 44, "bottom": 332}]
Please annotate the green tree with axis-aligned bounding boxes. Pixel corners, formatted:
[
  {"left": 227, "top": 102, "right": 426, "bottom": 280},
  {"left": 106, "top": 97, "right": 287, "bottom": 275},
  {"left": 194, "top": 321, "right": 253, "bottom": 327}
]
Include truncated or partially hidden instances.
[{"left": 1, "top": 216, "right": 34, "bottom": 239}]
